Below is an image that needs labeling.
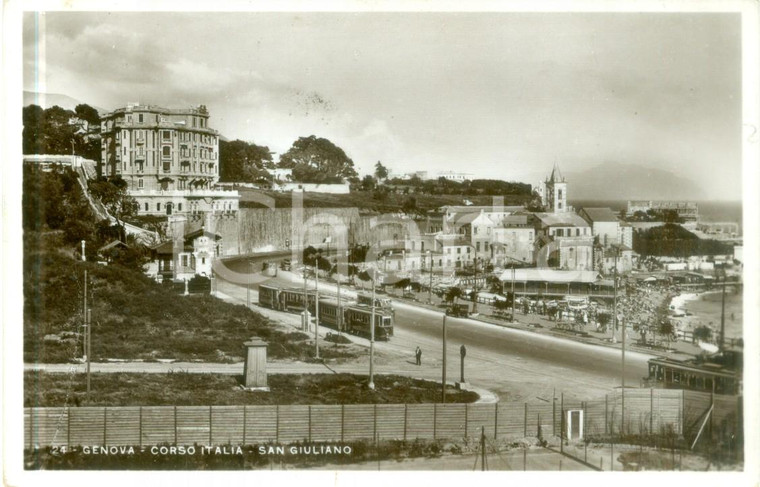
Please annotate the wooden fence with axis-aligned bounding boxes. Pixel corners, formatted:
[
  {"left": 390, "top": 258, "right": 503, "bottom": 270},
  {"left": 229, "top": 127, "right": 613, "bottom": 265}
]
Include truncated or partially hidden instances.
[{"left": 24, "top": 389, "right": 740, "bottom": 449}]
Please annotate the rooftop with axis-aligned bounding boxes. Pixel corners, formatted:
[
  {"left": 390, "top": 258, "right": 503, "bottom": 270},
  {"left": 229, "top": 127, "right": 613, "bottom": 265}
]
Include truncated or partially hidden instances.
[
  {"left": 534, "top": 212, "right": 590, "bottom": 228},
  {"left": 580, "top": 207, "right": 620, "bottom": 222}
]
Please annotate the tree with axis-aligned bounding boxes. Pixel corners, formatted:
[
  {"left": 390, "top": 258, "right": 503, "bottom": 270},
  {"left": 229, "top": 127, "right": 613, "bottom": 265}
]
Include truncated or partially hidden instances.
[
  {"left": 279, "top": 135, "right": 357, "bottom": 183},
  {"left": 88, "top": 177, "right": 139, "bottom": 242},
  {"left": 402, "top": 196, "right": 417, "bottom": 214},
  {"left": 444, "top": 287, "right": 463, "bottom": 305},
  {"left": 658, "top": 321, "right": 676, "bottom": 349},
  {"left": 74, "top": 104, "right": 101, "bottom": 127},
  {"left": 374, "top": 161, "right": 389, "bottom": 181},
  {"left": 219, "top": 139, "right": 273, "bottom": 183},
  {"left": 361, "top": 175, "right": 377, "bottom": 191}
]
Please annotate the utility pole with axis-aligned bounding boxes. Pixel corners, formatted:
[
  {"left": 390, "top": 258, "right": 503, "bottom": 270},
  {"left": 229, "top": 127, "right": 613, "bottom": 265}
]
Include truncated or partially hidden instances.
[
  {"left": 336, "top": 250, "right": 342, "bottom": 336},
  {"left": 472, "top": 257, "right": 478, "bottom": 314},
  {"left": 442, "top": 315, "right": 447, "bottom": 403},
  {"left": 612, "top": 250, "right": 618, "bottom": 343},
  {"left": 315, "top": 256, "right": 320, "bottom": 360},
  {"left": 428, "top": 251, "right": 433, "bottom": 304},
  {"left": 369, "top": 270, "right": 376, "bottom": 390},
  {"left": 621, "top": 314, "right": 626, "bottom": 435},
  {"left": 86, "top": 308, "right": 92, "bottom": 400},
  {"left": 511, "top": 265, "right": 516, "bottom": 322},
  {"left": 719, "top": 274, "right": 726, "bottom": 351}
]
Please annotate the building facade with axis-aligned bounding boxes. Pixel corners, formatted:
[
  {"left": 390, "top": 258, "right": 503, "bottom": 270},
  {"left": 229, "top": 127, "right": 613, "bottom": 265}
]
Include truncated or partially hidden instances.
[
  {"left": 100, "top": 103, "right": 239, "bottom": 216},
  {"left": 626, "top": 200, "right": 699, "bottom": 222}
]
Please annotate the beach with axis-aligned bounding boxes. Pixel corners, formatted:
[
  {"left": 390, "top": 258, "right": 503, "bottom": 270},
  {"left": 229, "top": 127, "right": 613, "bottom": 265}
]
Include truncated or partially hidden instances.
[{"left": 669, "top": 289, "right": 743, "bottom": 339}]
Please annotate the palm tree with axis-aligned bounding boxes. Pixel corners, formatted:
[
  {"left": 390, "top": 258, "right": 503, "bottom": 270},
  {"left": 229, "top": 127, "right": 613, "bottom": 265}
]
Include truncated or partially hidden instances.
[{"left": 445, "top": 286, "right": 463, "bottom": 306}]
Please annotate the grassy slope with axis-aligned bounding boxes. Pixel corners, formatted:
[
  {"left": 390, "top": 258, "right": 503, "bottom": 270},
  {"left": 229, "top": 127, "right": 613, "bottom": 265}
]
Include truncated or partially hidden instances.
[
  {"left": 25, "top": 372, "right": 479, "bottom": 406},
  {"left": 23, "top": 236, "right": 353, "bottom": 363}
]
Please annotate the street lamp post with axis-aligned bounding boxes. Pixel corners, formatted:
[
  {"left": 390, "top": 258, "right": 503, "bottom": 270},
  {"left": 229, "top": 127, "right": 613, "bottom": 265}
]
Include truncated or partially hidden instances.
[
  {"left": 442, "top": 315, "right": 447, "bottom": 403},
  {"left": 315, "top": 254, "right": 320, "bottom": 360},
  {"left": 369, "top": 269, "right": 376, "bottom": 390}
]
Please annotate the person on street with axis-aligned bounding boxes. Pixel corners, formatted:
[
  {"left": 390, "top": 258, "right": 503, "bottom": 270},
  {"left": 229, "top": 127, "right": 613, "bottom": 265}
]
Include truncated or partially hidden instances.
[{"left": 415, "top": 346, "right": 422, "bottom": 366}]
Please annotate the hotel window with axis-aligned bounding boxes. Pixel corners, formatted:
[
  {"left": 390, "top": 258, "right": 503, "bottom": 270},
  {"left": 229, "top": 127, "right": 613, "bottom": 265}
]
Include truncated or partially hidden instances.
[
  {"left": 476, "top": 242, "right": 481, "bottom": 252},
  {"left": 157, "top": 203, "right": 161, "bottom": 211},
  {"left": 457, "top": 248, "right": 461, "bottom": 254},
  {"left": 178, "top": 203, "right": 182, "bottom": 211},
  {"left": 144, "top": 202, "right": 148, "bottom": 211},
  {"left": 127, "top": 115, "right": 132, "bottom": 123},
  {"left": 138, "top": 178, "right": 144, "bottom": 189},
  {"left": 162, "top": 131, "right": 171, "bottom": 141},
  {"left": 163, "top": 146, "right": 171, "bottom": 158},
  {"left": 138, "top": 113, "right": 144, "bottom": 123}
]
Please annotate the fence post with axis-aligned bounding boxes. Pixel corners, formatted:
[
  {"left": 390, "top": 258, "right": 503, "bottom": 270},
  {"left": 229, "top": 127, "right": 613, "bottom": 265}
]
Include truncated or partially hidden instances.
[
  {"left": 524, "top": 403, "right": 528, "bottom": 437},
  {"left": 494, "top": 403, "right": 498, "bottom": 439},
  {"left": 242, "top": 406, "right": 247, "bottom": 445},
  {"left": 275, "top": 405, "right": 280, "bottom": 443},
  {"left": 403, "top": 404, "right": 408, "bottom": 441},
  {"left": 341, "top": 405, "right": 345, "bottom": 442},
  {"left": 650, "top": 388, "right": 654, "bottom": 435},
  {"left": 209, "top": 406, "right": 213, "bottom": 445},
  {"left": 605, "top": 394, "right": 609, "bottom": 435},
  {"left": 308, "top": 405, "right": 312, "bottom": 442},
  {"left": 103, "top": 408, "right": 107, "bottom": 446},
  {"left": 139, "top": 407, "right": 142, "bottom": 448},
  {"left": 537, "top": 412, "right": 541, "bottom": 438},
  {"left": 174, "top": 406, "right": 178, "bottom": 444},
  {"left": 560, "top": 393, "right": 564, "bottom": 454},
  {"left": 553, "top": 396, "right": 556, "bottom": 436},
  {"left": 29, "top": 409, "right": 33, "bottom": 450},
  {"left": 373, "top": 404, "right": 378, "bottom": 442},
  {"left": 67, "top": 408, "right": 71, "bottom": 448},
  {"left": 433, "top": 403, "right": 437, "bottom": 439},
  {"left": 464, "top": 403, "right": 469, "bottom": 438}
]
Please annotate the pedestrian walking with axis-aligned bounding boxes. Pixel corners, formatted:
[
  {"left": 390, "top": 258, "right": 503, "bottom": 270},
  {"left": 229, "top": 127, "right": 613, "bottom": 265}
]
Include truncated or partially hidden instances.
[{"left": 415, "top": 346, "right": 422, "bottom": 366}]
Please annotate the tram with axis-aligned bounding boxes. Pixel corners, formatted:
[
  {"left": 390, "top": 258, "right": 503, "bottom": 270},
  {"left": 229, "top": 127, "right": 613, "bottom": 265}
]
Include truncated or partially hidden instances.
[
  {"left": 258, "top": 285, "right": 395, "bottom": 340},
  {"left": 644, "top": 350, "right": 742, "bottom": 395},
  {"left": 356, "top": 292, "right": 393, "bottom": 311}
]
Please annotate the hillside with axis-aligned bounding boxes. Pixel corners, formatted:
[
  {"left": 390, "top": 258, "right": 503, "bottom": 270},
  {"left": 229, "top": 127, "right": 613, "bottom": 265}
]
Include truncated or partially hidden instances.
[
  {"left": 23, "top": 168, "right": 351, "bottom": 363},
  {"left": 565, "top": 163, "right": 707, "bottom": 201},
  {"left": 23, "top": 91, "right": 108, "bottom": 114}
]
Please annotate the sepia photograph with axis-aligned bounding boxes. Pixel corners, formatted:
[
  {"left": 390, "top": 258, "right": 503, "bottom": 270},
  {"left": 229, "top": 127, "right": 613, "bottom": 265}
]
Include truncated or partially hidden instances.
[{"left": 3, "top": 1, "right": 758, "bottom": 485}]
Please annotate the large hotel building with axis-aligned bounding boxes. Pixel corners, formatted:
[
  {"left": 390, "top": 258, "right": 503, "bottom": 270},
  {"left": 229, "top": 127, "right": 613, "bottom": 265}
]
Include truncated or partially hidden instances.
[{"left": 100, "top": 104, "right": 239, "bottom": 216}]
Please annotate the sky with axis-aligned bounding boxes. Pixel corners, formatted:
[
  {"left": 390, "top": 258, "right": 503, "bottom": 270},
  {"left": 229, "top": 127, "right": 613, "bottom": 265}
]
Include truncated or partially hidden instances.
[{"left": 22, "top": 10, "right": 743, "bottom": 200}]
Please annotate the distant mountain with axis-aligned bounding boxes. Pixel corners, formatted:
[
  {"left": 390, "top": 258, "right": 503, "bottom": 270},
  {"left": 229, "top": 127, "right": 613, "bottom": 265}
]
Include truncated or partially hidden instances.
[
  {"left": 23, "top": 91, "right": 108, "bottom": 114},
  {"left": 565, "top": 163, "right": 707, "bottom": 201}
]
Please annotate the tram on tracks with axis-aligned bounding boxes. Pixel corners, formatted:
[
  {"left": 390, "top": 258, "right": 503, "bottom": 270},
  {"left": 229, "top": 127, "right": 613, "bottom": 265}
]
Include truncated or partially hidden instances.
[{"left": 258, "top": 284, "right": 394, "bottom": 340}]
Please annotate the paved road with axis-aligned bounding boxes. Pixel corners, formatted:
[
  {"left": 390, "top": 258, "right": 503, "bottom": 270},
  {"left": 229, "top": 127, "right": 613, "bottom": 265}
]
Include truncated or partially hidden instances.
[{"left": 217, "top": 273, "right": 654, "bottom": 403}]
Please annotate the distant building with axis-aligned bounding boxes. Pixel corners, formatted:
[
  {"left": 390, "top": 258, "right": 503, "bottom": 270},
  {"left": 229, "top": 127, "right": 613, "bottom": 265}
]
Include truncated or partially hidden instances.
[
  {"left": 100, "top": 103, "right": 239, "bottom": 217},
  {"left": 434, "top": 171, "right": 473, "bottom": 182},
  {"left": 537, "top": 164, "right": 571, "bottom": 213},
  {"left": 492, "top": 214, "right": 536, "bottom": 266},
  {"left": 150, "top": 227, "right": 222, "bottom": 281},
  {"left": 626, "top": 200, "right": 699, "bottom": 222},
  {"left": 533, "top": 212, "right": 594, "bottom": 271},
  {"left": 696, "top": 221, "right": 740, "bottom": 238}
]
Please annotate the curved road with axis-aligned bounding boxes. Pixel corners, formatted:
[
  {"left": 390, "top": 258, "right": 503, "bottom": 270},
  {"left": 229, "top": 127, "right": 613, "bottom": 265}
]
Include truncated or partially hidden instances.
[{"left": 216, "top": 273, "right": 653, "bottom": 403}]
